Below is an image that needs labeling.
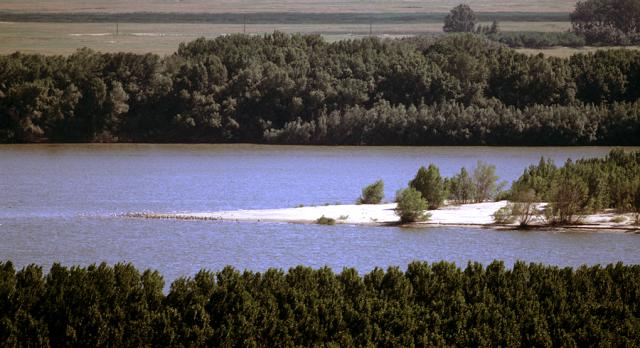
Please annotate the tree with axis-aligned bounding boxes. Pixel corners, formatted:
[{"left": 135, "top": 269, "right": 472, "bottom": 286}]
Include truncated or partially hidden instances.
[
  {"left": 409, "top": 164, "right": 445, "bottom": 209},
  {"left": 546, "top": 164, "right": 589, "bottom": 224},
  {"left": 472, "top": 161, "right": 501, "bottom": 203},
  {"left": 489, "top": 20, "right": 500, "bottom": 34},
  {"left": 395, "top": 187, "right": 430, "bottom": 223},
  {"left": 446, "top": 167, "right": 475, "bottom": 204},
  {"left": 358, "top": 180, "right": 385, "bottom": 204},
  {"left": 571, "top": 0, "right": 640, "bottom": 45},
  {"left": 97, "top": 81, "right": 129, "bottom": 141},
  {"left": 492, "top": 188, "right": 541, "bottom": 226},
  {"left": 443, "top": 4, "right": 477, "bottom": 33}
]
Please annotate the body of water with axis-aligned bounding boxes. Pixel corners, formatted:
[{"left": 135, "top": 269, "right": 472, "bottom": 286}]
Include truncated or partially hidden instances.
[{"left": 1, "top": 144, "right": 639, "bottom": 284}]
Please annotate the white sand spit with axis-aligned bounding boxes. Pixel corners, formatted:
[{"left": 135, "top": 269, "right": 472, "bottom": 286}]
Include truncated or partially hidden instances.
[
  {"left": 126, "top": 201, "right": 640, "bottom": 233},
  {"left": 128, "top": 201, "right": 510, "bottom": 226}
]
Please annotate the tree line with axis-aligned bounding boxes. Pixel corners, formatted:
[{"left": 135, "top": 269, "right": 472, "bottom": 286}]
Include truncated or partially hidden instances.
[
  {"left": 1, "top": 260, "right": 639, "bottom": 346},
  {"left": 393, "top": 161, "right": 501, "bottom": 222},
  {"left": 1, "top": 33, "right": 639, "bottom": 144},
  {"left": 361, "top": 149, "right": 640, "bottom": 225},
  {"left": 507, "top": 148, "right": 640, "bottom": 225},
  {"left": 444, "top": 0, "right": 639, "bottom": 46},
  {"left": 571, "top": 0, "right": 640, "bottom": 45}
]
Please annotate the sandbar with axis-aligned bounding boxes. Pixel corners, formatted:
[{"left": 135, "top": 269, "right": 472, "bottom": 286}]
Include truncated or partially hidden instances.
[{"left": 126, "top": 201, "right": 640, "bottom": 233}]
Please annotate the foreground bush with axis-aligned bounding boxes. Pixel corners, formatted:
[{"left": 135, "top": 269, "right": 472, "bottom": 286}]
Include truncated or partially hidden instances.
[{"left": 0, "top": 260, "right": 639, "bottom": 346}]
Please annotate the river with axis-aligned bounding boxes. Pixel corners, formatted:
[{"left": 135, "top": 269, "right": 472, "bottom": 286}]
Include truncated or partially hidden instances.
[{"left": 1, "top": 144, "right": 639, "bottom": 284}]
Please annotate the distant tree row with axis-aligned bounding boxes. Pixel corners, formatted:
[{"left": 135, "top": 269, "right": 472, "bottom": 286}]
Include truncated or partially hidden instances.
[
  {"left": 1, "top": 33, "right": 639, "bottom": 144},
  {"left": 264, "top": 101, "right": 640, "bottom": 145},
  {"left": 1, "top": 260, "right": 639, "bottom": 346},
  {"left": 445, "top": 1, "right": 640, "bottom": 46},
  {"left": 487, "top": 32, "right": 586, "bottom": 49},
  {"left": 571, "top": 0, "right": 640, "bottom": 45}
]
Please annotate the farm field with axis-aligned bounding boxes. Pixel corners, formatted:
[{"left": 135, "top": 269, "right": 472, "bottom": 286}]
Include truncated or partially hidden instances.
[
  {"left": 0, "top": 0, "right": 577, "bottom": 13},
  {"left": 0, "top": 21, "right": 571, "bottom": 55}
]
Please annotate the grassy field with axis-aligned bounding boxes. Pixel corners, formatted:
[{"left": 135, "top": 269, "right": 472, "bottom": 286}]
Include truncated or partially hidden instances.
[
  {"left": 0, "top": 0, "right": 577, "bottom": 13},
  {"left": 0, "top": 21, "right": 572, "bottom": 56}
]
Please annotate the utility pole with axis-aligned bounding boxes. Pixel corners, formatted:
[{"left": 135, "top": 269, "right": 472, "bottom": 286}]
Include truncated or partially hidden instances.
[
  {"left": 243, "top": 15, "right": 246, "bottom": 34},
  {"left": 115, "top": 23, "right": 119, "bottom": 36},
  {"left": 369, "top": 22, "right": 372, "bottom": 36}
]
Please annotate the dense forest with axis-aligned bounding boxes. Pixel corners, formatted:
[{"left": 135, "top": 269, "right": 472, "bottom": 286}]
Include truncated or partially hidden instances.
[
  {"left": 1, "top": 33, "right": 639, "bottom": 144},
  {"left": 1, "top": 260, "right": 639, "bottom": 346}
]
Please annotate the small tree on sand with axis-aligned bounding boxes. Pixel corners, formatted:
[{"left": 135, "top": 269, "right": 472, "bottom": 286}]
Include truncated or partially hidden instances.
[
  {"left": 358, "top": 180, "right": 384, "bottom": 204},
  {"left": 472, "top": 161, "right": 502, "bottom": 202},
  {"left": 492, "top": 187, "right": 541, "bottom": 227},
  {"left": 395, "top": 187, "right": 430, "bottom": 223},
  {"left": 446, "top": 167, "right": 475, "bottom": 204},
  {"left": 409, "top": 164, "right": 445, "bottom": 209},
  {"left": 545, "top": 165, "right": 588, "bottom": 224}
]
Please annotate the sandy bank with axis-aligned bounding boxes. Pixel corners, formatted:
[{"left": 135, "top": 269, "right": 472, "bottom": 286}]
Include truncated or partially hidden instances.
[
  {"left": 127, "top": 201, "right": 506, "bottom": 225},
  {"left": 126, "top": 201, "right": 640, "bottom": 233}
]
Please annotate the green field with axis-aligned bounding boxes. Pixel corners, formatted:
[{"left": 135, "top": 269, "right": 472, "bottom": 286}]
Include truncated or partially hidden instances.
[{"left": 0, "top": 21, "right": 573, "bottom": 55}]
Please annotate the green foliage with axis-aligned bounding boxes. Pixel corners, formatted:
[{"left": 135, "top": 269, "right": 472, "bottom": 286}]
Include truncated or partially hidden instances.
[
  {"left": 443, "top": 4, "right": 477, "bottom": 33},
  {"left": 494, "top": 188, "right": 542, "bottom": 226},
  {"left": 546, "top": 163, "right": 590, "bottom": 224},
  {"left": 492, "top": 205, "right": 517, "bottom": 224},
  {"left": 475, "top": 20, "right": 500, "bottom": 35},
  {"left": 510, "top": 188, "right": 542, "bottom": 226},
  {"left": 1, "top": 261, "right": 640, "bottom": 345},
  {"left": 395, "top": 187, "right": 430, "bottom": 223},
  {"left": 409, "top": 164, "right": 445, "bottom": 209},
  {"left": 315, "top": 216, "right": 336, "bottom": 225},
  {"left": 445, "top": 167, "right": 475, "bottom": 204},
  {"left": 472, "top": 161, "right": 501, "bottom": 203},
  {"left": 512, "top": 149, "right": 640, "bottom": 218},
  {"left": 1, "top": 34, "right": 640, "bottom": 145},
  {"left": 571, "top": 0, "right": 640, "bottom": 45},
  {"left": 511, "top": 157, "right": 558, "bottom": 202},
  {"left": 610, "top": 215, "right": 627, "bottom": 223},
  {"left": 488, "top": 31, "right": 586, "bottom": 48},
  {"left": 357, "top": 180, "right": 384, "bottom": 204}
]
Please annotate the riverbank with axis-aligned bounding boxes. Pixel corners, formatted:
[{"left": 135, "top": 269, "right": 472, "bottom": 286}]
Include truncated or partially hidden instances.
[{"left": 126, "top": 201, "right": 640, "bottom": 233}]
